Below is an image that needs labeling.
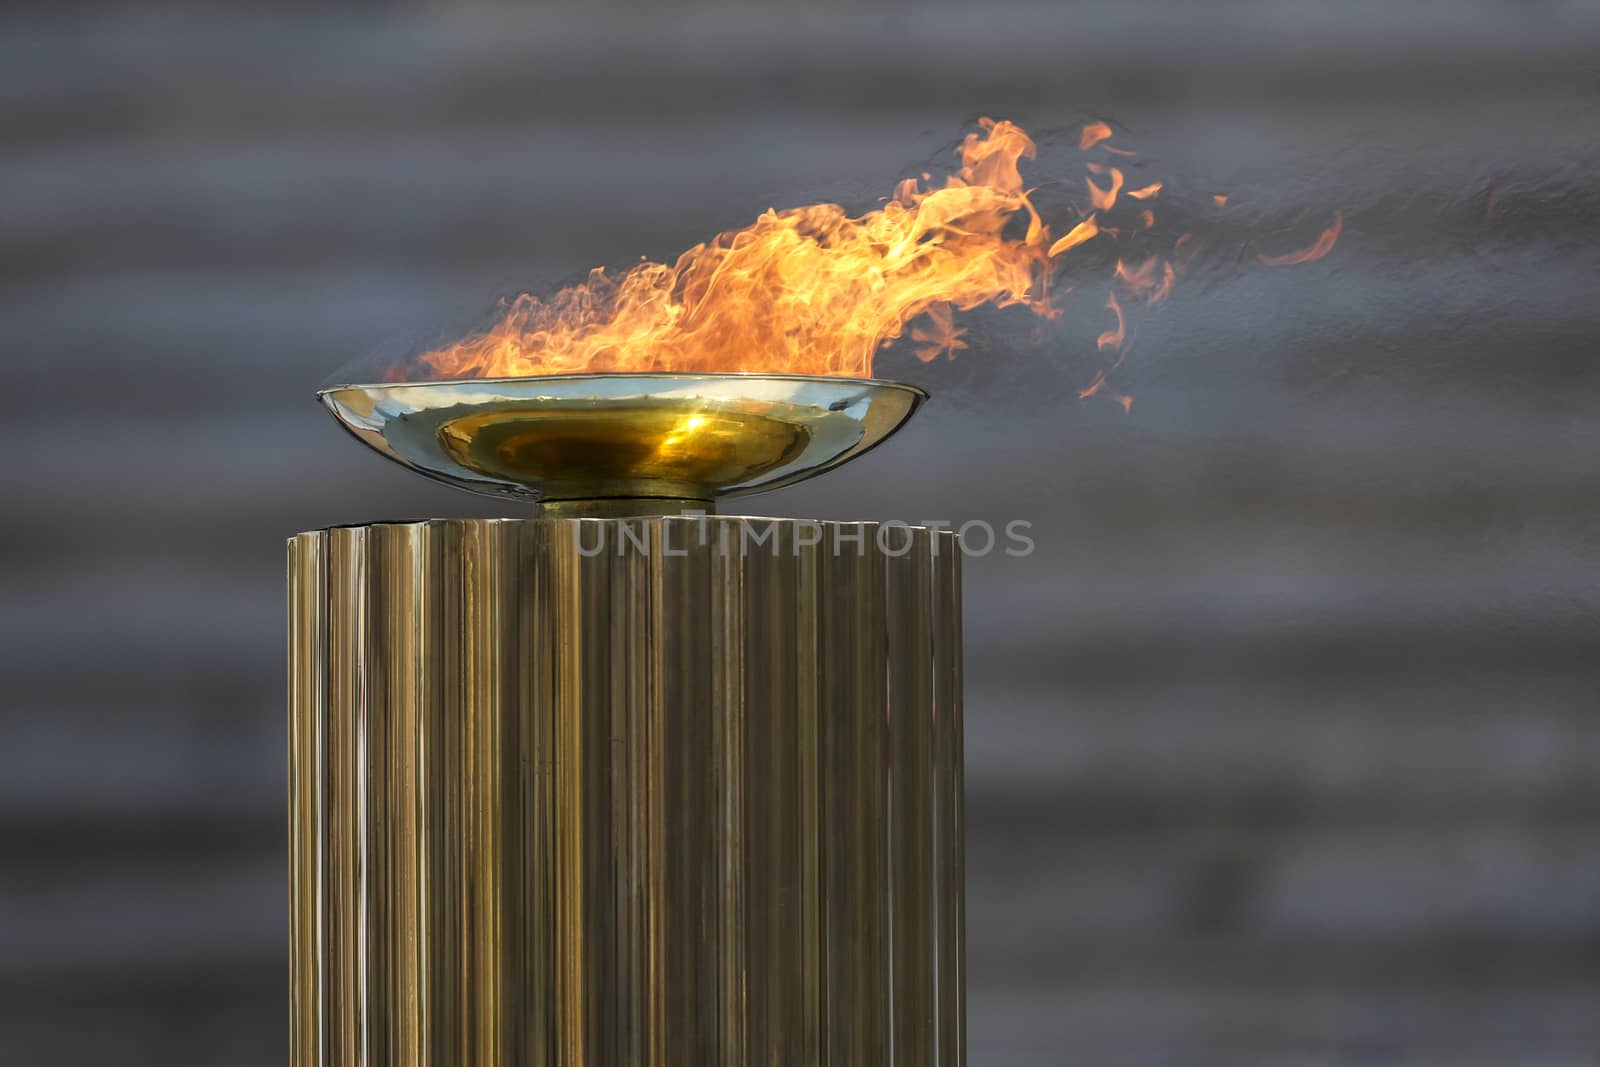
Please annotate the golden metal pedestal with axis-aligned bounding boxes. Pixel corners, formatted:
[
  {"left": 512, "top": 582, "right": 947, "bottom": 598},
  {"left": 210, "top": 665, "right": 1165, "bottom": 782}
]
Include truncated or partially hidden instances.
[{"left": 287, "top": 517, "right": 964, "bottom": 1066}]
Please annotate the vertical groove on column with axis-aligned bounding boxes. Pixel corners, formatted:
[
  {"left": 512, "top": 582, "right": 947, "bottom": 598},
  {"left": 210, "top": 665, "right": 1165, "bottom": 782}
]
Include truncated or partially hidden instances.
[
  {"left": 645, "top": 517, "right": 720, "bottom": 1064},
  {"left": 887, "top": 527, "right": 936, "bottom": 1067},
  {"left": 742, "top": 521, "right": 807, "bottom": 1064},
  {"left": 361, "top": 526, "right": 419, "bottom": 1066},
  {"left": 639, "top": 521, "right": 667, "bottom": 1067},
  {"left": 518, "top": 520, "right": 558, "bottom": 1065},
  {"left": 358, "top": 528, "right": 390, "bottom": 1067},
  {"left": 710, "top": 519, "right": 747, "bottom": 1061},
  {"left": 325, "top": 528, "right": 364, "bottom": 1066},
  {"left": 548, "top": 522, "right": 579, "bottom": 1067},
  {"left": 793, "top": 521, "right": 823, "bottom": 1063},
  {"left": 287, "top": 534, "right": 326, "bottom": 1067},
  {"left": 417, "top": 521, "right": 462, "bottom": 1063},
  {"left": 552, "top": 521, "right": 609, "bottom": 1066},
  {"left": 493, "top": 520, "right": 525, "bottom": 1067},
  {"left": 818, "top": 522, "right": 889, "bottom": 1065},
  {"left": 933, "top": 535, "right": 966, "bottom": 1067},
  {"left": 613, "top": 522, "right": 651, "bottom": 1065},
  {"left": 396, "top": 525, "right": 426, "bottom": 1067},
  {"left": 466, "top": 520, "right": 502, "bottom": 1065},
  {"left": 484, "top": 520, "right": 526, "bottom": 1067}
]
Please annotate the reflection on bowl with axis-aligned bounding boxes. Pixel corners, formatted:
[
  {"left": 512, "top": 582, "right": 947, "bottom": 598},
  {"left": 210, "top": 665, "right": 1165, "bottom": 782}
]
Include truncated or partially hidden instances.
[{"left": 318, "top": 372, "right": 927, "bottom": 515}]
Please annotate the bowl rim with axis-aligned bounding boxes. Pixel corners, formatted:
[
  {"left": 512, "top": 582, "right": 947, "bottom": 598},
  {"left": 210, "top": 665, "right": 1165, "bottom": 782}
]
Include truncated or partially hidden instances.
[{"left": 315, "top": 370, "right": 930, "bottom": 402}]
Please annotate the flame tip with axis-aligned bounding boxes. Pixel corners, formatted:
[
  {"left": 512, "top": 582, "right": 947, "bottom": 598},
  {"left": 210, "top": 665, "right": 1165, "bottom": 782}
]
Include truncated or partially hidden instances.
[{"left": 1258, "top": 210, "right": 1343, "bottom": 266}]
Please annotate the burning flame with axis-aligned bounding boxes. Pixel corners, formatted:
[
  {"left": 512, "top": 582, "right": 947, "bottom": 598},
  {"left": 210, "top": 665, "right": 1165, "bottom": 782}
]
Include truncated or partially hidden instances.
[
  {"left": 414, "top": 119, "right": 1058, "bottom": 380},
  {"left": 1086, "top": 166, "right": 1126, "bottom": 211},
  {"left": 404, "top": 118, "right": 1339, "bottom": 408},
  {"left": 1258, "top": 211, "right": 1343, "bottom": 266},
  {"left": 1096, "top": 292, "right": 1127, "bottom": 353},
  {"left": 410, "top": 118, "right": 1178, "bottom": 387},
  {"left": 1049, "top": 216, "right": 1100, "bottom": 256},
  {"left": 1079, "top": 122, "right": 1115, "bottom": 150}
]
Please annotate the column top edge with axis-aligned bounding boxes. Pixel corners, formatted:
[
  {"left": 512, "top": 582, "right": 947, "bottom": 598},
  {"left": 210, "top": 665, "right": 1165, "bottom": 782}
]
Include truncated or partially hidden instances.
[{"left": 288, "top": 516, "right": 964, "bottom": 541}]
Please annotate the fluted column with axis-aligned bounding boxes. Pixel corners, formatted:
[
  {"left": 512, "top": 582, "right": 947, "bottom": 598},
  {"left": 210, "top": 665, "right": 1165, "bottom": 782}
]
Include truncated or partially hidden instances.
[{"left": 287, "top": 517, "right": 963, "bottom": 1067}]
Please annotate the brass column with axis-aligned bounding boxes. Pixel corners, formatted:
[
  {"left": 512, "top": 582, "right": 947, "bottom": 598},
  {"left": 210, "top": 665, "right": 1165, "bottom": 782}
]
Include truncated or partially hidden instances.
[{"left": 287, "top": 516, "right": 964, "bottom": 1066}]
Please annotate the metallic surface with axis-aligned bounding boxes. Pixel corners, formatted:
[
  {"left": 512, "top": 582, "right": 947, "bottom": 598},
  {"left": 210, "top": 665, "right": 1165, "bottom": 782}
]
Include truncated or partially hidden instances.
[
  {"left": 317, "top": 374, "right": 926, "bottom": 509},
  {"left": 287, "top": 517, "right": 963, "bottom": 1066}
]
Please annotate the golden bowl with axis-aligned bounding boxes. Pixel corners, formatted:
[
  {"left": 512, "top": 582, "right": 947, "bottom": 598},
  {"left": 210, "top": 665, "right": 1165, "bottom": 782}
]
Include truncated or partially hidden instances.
[{"left": 318, "top": 372, "right": 927, "bottom": 515}]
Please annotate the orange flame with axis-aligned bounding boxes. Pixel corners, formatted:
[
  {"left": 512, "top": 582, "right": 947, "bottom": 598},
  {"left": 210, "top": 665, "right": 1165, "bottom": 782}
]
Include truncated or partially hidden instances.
[
  {"left": 1086, "top": 167, "right": 1125, "bottom": 211},
  {"left": 1097, "top": 292, "right": 1127, "bottom": 352},
  {"left": 1153, "top": 262, "right": 1175, "bottom": 302},
  {"left": 1115, "top": 257, "right": 1175, "bottom": 304},
  {"left": 1258, "top": 211, "right": 1343, "bottom": 266},
  {"left": 415, "top": 118, "right": 1063, "bottom": 380},
  {"left": 1079, "top": 122, "right": 1114, "bottom": 150},
  {"left": 403, "top": 117, "right": 1334, "bottom": 409},
  {"left": 1115, "top": 258, "right": 1154, "bottom": 291},
  {"left": 909, "top": 303, "right": 969, "bottom": 363},
  {"left": 1048, "top": 215, "right": 1100, "bottom": 257}
]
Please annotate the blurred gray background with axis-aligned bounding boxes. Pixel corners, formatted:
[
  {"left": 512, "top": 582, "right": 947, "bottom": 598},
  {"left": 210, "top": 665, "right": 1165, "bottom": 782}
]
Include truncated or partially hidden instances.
[{"left": 5, "top": 3, "right": 1600, "bottom": 1065}]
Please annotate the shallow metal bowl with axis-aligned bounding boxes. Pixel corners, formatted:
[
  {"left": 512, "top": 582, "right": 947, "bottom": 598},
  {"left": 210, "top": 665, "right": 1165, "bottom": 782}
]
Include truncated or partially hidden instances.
[{"left": 318, "top": 372, "right": 927, "bottom": 514}]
